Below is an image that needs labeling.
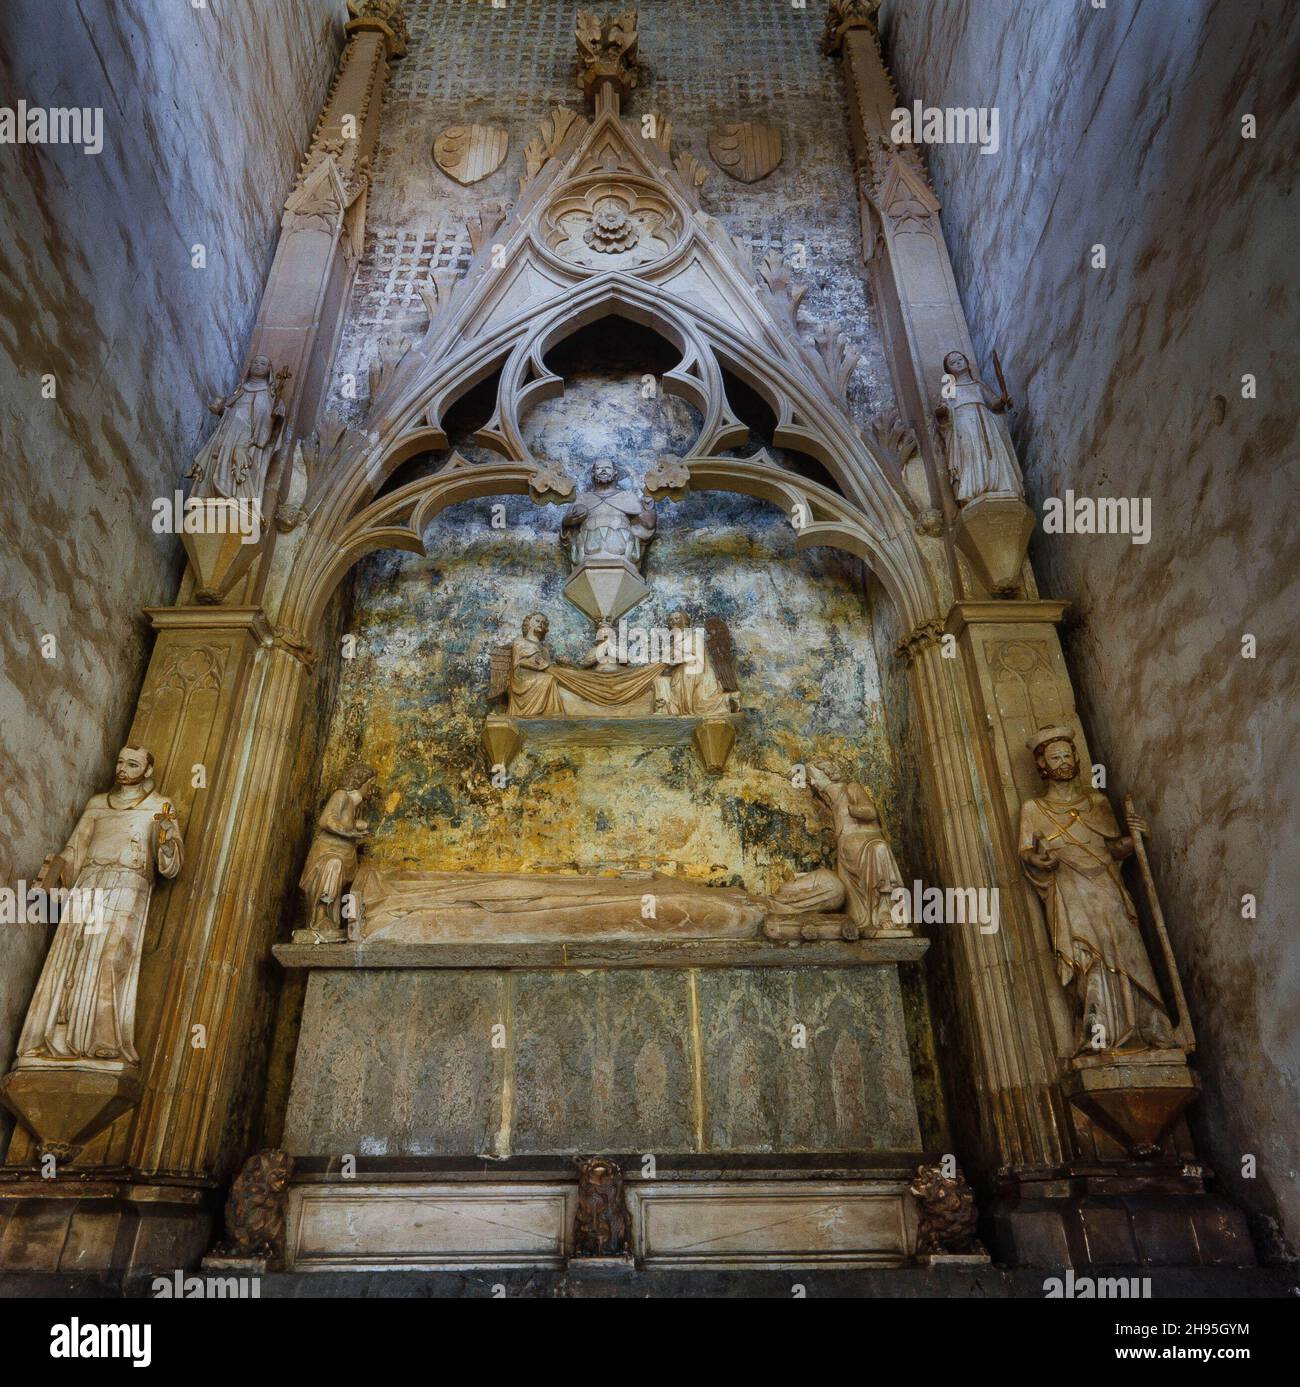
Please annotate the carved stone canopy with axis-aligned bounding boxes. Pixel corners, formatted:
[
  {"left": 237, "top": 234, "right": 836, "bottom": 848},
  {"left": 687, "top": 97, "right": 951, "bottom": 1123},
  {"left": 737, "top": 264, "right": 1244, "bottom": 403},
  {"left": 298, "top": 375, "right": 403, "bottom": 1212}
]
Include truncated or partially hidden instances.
[
  {"left": 273, "top": 55, "right": 935, "bottom": 654},
  {"left": 822, "top": 0, "right": 882, "bottom": 57}
]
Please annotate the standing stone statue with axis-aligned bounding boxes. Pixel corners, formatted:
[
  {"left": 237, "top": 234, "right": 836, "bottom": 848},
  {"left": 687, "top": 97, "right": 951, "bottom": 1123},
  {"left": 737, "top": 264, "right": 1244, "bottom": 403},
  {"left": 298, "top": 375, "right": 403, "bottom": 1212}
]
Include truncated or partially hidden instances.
[
  {"left": 936, "top": 349, "right": 1023, "bottom": 503},
  {"left": 15, "top": 746, "right": 182, "bottom": 1070},
  {"left": 765, "top": 758, "right": 910, "bottom": 940},
  {"left": 1018, "top": 727, "right": 1174, "bottom": 1056},
  {"left": 559, "top": 459, "right": 658, "bottom": 622},
  {"left": 187, "top": 353, "right": 289, "bottom": 504},
  {"left": 296, "top": 764, "right": 377, "bottom": 942}
]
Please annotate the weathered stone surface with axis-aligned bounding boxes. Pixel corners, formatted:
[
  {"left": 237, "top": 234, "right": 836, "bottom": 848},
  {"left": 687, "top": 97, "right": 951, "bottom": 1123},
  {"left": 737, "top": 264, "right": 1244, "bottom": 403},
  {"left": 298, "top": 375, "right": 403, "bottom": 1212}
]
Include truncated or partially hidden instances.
[
  {"left": 333, "top": 0, "right": 896, "bottom": 427},
  {"left": 886, "top": 0, "right": 1300, "bottom": 1251},
  {"left": 510, "top": 970, "right": 697, "bottom": 1154},
  {"left": 698, "top": 966, "right": 921, "bottom": 1152},
  {"left": 282, "top": 965, "right": 922, "bottom": 1159},
  {"left": 317, "top": 364, "right": 908, "bottom": 902},
  {"left": 283, "top": 971, "right": 505, "bottom": 1158},
  {"left": 0, "top": 0, "right": 344, "bottom": 1150}
]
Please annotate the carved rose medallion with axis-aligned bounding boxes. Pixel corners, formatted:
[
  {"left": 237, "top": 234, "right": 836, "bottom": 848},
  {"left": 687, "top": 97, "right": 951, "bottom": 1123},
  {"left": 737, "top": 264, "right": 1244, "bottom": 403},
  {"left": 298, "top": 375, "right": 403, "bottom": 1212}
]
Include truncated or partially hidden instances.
[
  {"left": 583, "top": 198, "right": 640, "bottom": 254},
  {"left": 433, "top": 124, "right": 509, "bottom": 185},
  {"left": 544, "top": 179, "right": 680, "bottom": 269},
  {"left": 708, "top": 123, "right": 783, "bottom": 183}
]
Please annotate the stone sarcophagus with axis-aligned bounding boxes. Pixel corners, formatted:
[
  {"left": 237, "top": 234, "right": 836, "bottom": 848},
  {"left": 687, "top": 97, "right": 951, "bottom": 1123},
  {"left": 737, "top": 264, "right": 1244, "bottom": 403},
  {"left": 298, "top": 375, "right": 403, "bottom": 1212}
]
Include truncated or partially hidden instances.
[{"left": 274, "top": 939, "right": 929, "bottom": 1269}]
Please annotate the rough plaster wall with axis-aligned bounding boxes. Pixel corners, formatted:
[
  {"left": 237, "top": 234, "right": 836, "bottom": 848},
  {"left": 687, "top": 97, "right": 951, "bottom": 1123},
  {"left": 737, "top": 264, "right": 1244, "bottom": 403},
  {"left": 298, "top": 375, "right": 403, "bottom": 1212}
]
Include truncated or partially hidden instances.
[
  {"left": 883, "top": 0, "right": 1299, "bottom": 1250},
  {"left": 0, "top": 0, "right": 345, "bottom": 1140}
]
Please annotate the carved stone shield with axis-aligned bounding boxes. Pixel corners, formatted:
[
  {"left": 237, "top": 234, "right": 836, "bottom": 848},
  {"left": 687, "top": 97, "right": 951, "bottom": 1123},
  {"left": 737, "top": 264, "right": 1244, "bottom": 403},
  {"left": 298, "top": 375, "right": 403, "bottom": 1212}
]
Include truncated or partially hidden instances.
[
  {"left": 433, "top": 124, "right": 508, "bottom": 185},
  {"left": 708, "top": 122, "right": 783, "bottom": 183}
]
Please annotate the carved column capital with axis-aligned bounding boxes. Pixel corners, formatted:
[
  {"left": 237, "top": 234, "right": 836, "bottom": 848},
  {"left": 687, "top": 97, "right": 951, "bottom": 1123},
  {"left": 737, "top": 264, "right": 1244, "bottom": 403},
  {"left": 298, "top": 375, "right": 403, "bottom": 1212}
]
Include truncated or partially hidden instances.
[
  {"left": 345, "top": 0, "right": 407, "bottom": 60},
  {"left": 894, "top": 616, "right": 945, "bottom": 664},
  {"left": 822, "top": 0, "right": 883, "bottom": 57}
]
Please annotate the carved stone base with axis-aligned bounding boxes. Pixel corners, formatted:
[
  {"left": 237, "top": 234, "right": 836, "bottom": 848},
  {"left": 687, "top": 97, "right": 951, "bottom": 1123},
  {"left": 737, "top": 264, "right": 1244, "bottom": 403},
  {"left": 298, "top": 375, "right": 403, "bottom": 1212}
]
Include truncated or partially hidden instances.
[
  {"left": 0, "top": 1172, "right": 214, "bottom": 1273},
  {"left": 0, "top": 1066, "right": 142, "bottom": 1162},
  {"left": 990, "top": 1163, "right": 1255, "bottom": 1268},
  {"left": 283, "top": 1172, "right": 919, "bottom": 1270},
  {"left": 563, "top": 559, "right": 649, "bottom": 623},
  {"left": 481, "top": 714, "right": 523, "bottom": 771},
  {"left": 1062, "top": 1055, "right": 1201, "bottom": 1158},
  {"left": 483, "top": 712, "right": 743, "bottom": 771},
  {"left": 201, "top": 1253, "right": 269, "bottom": 1275},
  {"left": 291, "top": 925, "right": 348, "bottom": 945},
  {"left": 565, "top": 1254, "right": 636, "bottom": 1279},
  {"left": 953, "top": 493, "right": 1036, "bottom": 595},
  {"left": 692, "top": 717, "right": 735, "bottom": 773}
]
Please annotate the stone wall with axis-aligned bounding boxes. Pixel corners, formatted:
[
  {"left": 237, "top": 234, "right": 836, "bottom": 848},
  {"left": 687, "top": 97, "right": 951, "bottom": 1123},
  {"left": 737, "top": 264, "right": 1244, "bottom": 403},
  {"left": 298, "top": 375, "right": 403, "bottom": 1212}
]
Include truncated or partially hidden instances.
[
  {"left": 0, "top": 0, "right": 345, "bottom": 1140},
  {"left": 883, "top": 0, "right": 1300, "bottom": 1254}
]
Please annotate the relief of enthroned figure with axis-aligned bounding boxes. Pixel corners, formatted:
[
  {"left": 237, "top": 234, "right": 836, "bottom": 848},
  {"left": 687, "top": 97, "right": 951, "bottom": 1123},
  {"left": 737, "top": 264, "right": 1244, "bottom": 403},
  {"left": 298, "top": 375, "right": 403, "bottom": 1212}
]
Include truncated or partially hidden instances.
[{"left": 560, "top": 458, "right": 657, "bottom": 569}]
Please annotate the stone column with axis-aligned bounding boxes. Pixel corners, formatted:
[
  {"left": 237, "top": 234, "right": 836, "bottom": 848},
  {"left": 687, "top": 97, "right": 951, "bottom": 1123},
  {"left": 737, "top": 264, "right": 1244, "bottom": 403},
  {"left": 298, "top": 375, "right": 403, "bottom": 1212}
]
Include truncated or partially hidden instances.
[
  {"left": 824, "top": 1, "right": 1035, "bottom": 598},
  {"left": 832, "top": 5, "right": 1252, "bottom": 1263},
  {"left": 184, "top": 2, "right": 406, "bottom": 605},
  {"left": 0, "top": 5, "right": 404, "bottom": 1274},
  {"left": 900, "top": 623, "right": 1072, "bottom": 1174},
  {"left": 0, "top": 608, "right": 317, "bottom": 1270}
]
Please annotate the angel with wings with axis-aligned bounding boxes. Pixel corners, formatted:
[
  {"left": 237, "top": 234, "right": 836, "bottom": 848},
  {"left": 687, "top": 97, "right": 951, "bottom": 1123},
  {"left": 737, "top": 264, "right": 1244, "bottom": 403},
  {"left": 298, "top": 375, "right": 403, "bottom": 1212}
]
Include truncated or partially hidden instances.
[{"left": 655, "top": 609, "right": 739, "bottom": 716}]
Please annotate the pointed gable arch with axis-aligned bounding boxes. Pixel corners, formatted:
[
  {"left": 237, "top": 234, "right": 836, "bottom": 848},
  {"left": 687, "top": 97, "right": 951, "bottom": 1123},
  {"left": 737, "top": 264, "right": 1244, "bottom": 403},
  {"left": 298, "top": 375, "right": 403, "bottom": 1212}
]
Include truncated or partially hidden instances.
[{"left": 276, "top": 76, "right": 938, "bottom": 640}]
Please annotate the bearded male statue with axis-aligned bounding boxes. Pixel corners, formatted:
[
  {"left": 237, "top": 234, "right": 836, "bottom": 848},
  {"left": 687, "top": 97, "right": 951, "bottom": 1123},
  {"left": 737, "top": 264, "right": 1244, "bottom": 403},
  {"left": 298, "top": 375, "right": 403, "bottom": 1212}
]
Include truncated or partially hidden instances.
[
  {"left": 1018, "top": 726, "right": 1173, "bottom": 1056},
  {"left": 560, "top": 458, "right": 657, "bottom": 570}
]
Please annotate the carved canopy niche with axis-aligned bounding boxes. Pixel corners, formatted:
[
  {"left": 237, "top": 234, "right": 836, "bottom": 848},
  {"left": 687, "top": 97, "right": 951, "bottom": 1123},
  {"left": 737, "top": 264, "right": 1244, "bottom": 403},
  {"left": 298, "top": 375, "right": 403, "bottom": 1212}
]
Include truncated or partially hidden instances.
[{"left": 273, "top": 73, "right": 939, "bottom": 645}]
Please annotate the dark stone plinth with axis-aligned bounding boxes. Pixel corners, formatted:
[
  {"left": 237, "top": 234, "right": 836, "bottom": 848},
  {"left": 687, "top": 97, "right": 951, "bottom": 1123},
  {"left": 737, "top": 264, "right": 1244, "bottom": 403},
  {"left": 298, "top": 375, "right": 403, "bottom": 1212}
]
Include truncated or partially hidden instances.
[
  {"left": 0, "top": 1171, "right": 215, "bottom": 1274},
  {"left": 991, "top": 1189, "right": 1256, "bottom": 1270}
]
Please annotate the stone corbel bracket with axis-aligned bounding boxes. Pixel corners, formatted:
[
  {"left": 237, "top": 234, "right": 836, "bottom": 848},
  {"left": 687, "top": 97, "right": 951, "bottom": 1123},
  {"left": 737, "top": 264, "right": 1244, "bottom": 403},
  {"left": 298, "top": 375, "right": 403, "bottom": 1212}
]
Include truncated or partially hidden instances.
[{"left": 481, "top": 713, "right": 741, "bottom": 776}]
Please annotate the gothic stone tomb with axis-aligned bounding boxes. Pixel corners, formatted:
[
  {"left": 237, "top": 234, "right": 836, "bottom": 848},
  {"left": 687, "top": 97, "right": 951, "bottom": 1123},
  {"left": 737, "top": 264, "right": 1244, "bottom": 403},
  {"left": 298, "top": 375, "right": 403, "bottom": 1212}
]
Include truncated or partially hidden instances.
[{"left": 0, "top": 3, "right": 1253, "bottom": 1278}]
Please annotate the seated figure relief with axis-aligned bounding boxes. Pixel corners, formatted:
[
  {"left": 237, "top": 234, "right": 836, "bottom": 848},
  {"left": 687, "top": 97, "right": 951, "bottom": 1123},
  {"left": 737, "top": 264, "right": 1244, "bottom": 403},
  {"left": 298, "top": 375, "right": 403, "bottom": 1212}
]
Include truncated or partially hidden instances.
[
  {"left": 490, "top": 611, "right": 665, "bottom": 718},
  {"left": 654, "top": 609, "right": 739, "bottom": 716}
]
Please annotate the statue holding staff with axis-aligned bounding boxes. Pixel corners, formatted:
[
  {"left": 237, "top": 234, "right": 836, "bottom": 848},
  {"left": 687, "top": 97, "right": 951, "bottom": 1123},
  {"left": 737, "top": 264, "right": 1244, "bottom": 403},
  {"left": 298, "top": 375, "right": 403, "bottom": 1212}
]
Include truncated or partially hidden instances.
[{"left": 1018, "top": 726, "right": 1174, "bottom": 1056}]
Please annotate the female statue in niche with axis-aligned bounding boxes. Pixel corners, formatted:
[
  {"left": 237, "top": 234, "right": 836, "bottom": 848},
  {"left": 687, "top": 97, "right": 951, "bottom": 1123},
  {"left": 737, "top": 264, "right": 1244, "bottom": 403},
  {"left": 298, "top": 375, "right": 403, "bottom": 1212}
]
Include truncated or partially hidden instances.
[
  {"left": 188, "top": 353, "right": 289, "bottom": 504},
  {"left": 936, "top": 349, "right": 1023, "bottom": 503}
]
